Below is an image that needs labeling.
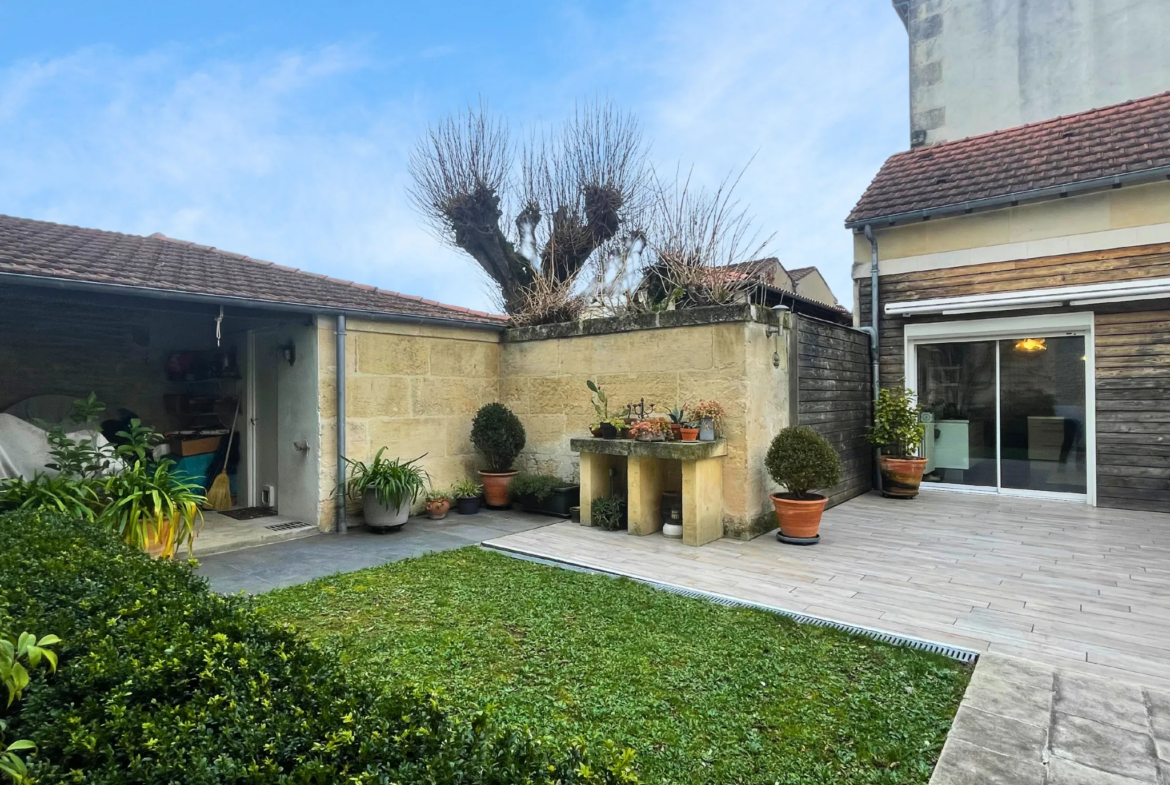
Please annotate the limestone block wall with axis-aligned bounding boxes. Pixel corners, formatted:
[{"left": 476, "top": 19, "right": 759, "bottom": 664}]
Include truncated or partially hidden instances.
[
  {"left": 499, "top": 306, "right": 793, "bottom": 539},
  {"left": 317, "top": 316, "right": 500, "bottom": 530}
]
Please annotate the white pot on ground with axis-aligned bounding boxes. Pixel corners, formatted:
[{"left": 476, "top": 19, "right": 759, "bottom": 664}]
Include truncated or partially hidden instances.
[{"left": 363, "top": 490, "right": 410, "bottom": 530}]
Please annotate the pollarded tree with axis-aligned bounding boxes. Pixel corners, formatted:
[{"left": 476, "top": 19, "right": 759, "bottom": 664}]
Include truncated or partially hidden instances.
[{"left": 408, "top": 100, "right": 648, "bottom": 320}]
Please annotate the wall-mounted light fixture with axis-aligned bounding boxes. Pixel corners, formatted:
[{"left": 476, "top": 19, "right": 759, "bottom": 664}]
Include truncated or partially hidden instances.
[
  {"left": 280, "top": 341, "right": 296, "bottom": 366},
  {"left": 1014, "top": 337, "right": 1046, "bottom": 353}
]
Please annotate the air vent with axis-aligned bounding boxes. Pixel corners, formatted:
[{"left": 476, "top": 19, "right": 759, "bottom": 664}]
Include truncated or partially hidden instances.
[{"left": 483, "top": 544, "right": 979, "bottom": 665}]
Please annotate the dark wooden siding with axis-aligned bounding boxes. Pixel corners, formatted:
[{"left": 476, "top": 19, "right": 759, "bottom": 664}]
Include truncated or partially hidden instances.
[
  {"left": 1095, "top": 309, "right": 1170, "bottom": 512},
  {"left": 857, "top": 242, "right": 1170, "bottom": 514},
  {"left": 794, "top": 314, "right": 873, "bottom": 507}
]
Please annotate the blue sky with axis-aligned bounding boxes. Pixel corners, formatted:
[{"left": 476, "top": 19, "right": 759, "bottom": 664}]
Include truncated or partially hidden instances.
[{"left": 0, "top": 2, "right": 909, "bottom": 312}]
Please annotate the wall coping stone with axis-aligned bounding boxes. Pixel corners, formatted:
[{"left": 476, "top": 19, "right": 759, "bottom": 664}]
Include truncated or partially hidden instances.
[{"left": 502, "top": 304, "right": 779, "bottom": 343}]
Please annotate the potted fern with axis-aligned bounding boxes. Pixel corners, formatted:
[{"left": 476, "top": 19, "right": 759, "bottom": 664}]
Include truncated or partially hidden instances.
[
  {"left": 471, "top": 403, "right": 526, "bottom": 507},
  {"left": 343, "top": 449, "right": 429, "bottom": 530},
  {"left": 868, "top": 388, "right": 927, "bottom": 499},
  {"left": 766, "top": 426, "right": 842, "bottom": 545}
]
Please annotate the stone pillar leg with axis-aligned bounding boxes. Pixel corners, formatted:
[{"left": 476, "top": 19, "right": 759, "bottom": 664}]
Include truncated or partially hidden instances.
[
  {"left": 626, "top": 455, "right": 664, "bottom": 535},
  {"left": 682, "top": 457, "right": 723, "bottom": 546},
  {"left": 579, "top": 451, "right": 612, "bottom": 526}
]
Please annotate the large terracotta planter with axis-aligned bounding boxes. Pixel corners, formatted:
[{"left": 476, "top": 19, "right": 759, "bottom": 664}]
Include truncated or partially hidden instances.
[
  {"left": 771, "top": 493, "right": 827, "bottom": 541},
  {"left": 479, "top": 470, "right": 518, "bottom": 507},
  {"left": 879, "top": 456, "right": 928, "bottom": 499}
]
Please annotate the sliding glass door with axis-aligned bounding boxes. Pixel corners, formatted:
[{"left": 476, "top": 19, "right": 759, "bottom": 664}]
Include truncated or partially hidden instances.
[{"left": 910, "top": 317, "right": 1092, "bottom": 500}]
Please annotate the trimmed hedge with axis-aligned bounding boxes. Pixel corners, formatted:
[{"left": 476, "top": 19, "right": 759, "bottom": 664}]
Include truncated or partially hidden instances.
[{"left": 0, "top": 512, "right": 637, "bottom": 784}]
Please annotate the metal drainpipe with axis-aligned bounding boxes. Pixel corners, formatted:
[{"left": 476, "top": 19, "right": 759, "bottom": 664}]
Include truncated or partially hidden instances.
[
  {"left": 864, "top": 224, "right": 882, "bottom": 491},
  {"left": 336, "top": 315, "right": 347, "bottom": 534}
]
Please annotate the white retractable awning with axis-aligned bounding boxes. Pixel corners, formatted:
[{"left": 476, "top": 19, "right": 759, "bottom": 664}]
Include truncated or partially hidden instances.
[{"left": 886, "top": 276, "right": 1170, "bottom": 316}]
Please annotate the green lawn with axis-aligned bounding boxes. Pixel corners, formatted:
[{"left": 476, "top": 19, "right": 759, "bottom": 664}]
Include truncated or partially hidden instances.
[{"left": 259, "top": 547, "right": 969, "bottom": 785}]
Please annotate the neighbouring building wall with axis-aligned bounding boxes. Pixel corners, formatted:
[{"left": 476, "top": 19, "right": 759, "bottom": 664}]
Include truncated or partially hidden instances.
[
  {"left": 794, "top": 315, "right": 873, "bottom": 507},
  {"left": 898, "top": 0, "right": 1170, "bottom": 146},
  {"left": 317, "top": 316, "right": 501, "bottom": 531},
  {"left": 499, "top": 306, "right": 793, "bottom": 539},
  {"left": 792, "top": 271, "right": 839, "bottom": 307}
]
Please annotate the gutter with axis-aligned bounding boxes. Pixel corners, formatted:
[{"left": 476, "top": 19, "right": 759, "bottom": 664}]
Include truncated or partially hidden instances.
[
  {"left": 0, "top": 271, "right": 507, "bottom": 332},
  {"left": 845, "top": 164, "right": 1170, "bottom": 229},
  {"left": 861, "top": 225, "right": 882, "bottom": 492}
]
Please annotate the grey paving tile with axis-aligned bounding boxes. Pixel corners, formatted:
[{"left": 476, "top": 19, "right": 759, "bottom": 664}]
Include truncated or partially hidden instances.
[
  {"left": 964, "top": 666, "right": 1052, "bottom": 727},
  {"left": 929, "top": 737, "right": 1045, "bottom": 785},
  {"left": 948, "top": 705, "right": 1048, "bottom": 763},
  {"left": 1055, "top": 672, "right": 1149, "bottom": 733},
  {"left": 1048, "top": 756, "right": 1157, "bottom": 785},
  {"left": 1050, "top": 712, "right": 1160, "bottom": 782},
  {"left": 1146, "top": 689, "right": 1170, "bottom": 741},
  {"left": 976, "top": 652, "right": 1057, "bottom": 690}
]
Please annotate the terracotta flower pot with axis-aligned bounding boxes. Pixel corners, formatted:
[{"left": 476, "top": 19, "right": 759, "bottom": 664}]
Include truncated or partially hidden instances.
[
  {"left": 479, "top": 470, "right": 518, "bottom": 507},
  {"left": 770, "top": 493, "right": 827, "bottom": 540},
  {"left": 669, "top": 423, "right": 682, "bottom": 440},
  {"left": 879, "top": 456, "right": 929, "bottom": 499},
  {"left": 680, "top": 427, "right": 699, "bottom": 441},
  {"left": 425, "top": 499, "right": 450, "bottom": 520}
]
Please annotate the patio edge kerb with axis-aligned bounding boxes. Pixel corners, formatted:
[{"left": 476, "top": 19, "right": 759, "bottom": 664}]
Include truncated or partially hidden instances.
[{"left": 480, "top": 541, "right": 981, "bottom": 665}]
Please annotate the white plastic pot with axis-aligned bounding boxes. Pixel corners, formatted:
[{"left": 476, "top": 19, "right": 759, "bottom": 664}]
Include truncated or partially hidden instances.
[{"left": 363, "top": 490, "right": 410, "bottom": 530}]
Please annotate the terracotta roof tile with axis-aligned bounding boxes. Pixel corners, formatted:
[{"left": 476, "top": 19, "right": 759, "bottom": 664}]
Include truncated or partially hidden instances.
[
  {"left": 847, "top": 91, "right": 1170, "bottom": 225},
  {"left": 0, "top": 215, "right": 506, "bottom": 326}
]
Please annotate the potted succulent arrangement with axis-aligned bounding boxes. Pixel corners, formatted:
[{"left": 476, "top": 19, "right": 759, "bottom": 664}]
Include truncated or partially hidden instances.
[
  {"left": 510, "top": 473, "right": 581, "bottom": 517},
  {"left": 629, "top": 419, "right": 670, "bottom": 442},
  {"left": 690, "top": 399, "right": 725, "bottom": 441},
  {"left": 667, "top": 407, "right": 686, "bottom": 440},
  {"left": 424, "top": 489, "right": 452, "bottom": 520},
  {"left": 869, "top": 387, "right": 928, "bottom": 498},
  {"left": 451, "top": 479, "right": 483, "bottom": 515},
  {"left": 471, "top": 403, "right": 526, "bottom": 507},
  {"left": 342, "top": 448, "right": 429, "bottom": 531},
  {"left": 766, "top": 426, "right": 842, "bottom": 545}
]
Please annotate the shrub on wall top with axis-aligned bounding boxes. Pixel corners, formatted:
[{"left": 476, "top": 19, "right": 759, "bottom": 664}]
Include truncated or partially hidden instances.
[
  {"left": 0, "top": 511, "right": 637, "bottom": 785},
  {"left": 471, "top": 403, "right": 526, "bottom": 473}
]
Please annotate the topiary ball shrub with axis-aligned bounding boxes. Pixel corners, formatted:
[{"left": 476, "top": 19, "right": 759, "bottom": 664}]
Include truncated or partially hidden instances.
[
  {"left": 471, "top": 403, "right": 526, "bottom": 473},
  {"left": 765, "top": 426, "right": 842, "bottom": 500}
]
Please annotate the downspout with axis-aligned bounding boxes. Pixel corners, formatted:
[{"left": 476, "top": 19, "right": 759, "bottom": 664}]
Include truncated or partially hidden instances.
[
  {"left": 863, "top": 224, "right": 881, "bottom": 491},
  {"left": 336, "top": 315, "right": 347, "bottom": 534}
]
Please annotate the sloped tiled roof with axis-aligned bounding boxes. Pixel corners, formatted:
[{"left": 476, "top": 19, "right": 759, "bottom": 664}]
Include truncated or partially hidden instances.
[
  {"left": 787, "top": 266, "right": 817, "bottom": 282},
  {"left": 847, "top": 91, "right": 1170, "bottom": 225},
  {"left": 721, "top": 258, "right": 782, "bottom": 283},
  {"left": 0, "top": 214, "right": 506, "bottom": 326}
]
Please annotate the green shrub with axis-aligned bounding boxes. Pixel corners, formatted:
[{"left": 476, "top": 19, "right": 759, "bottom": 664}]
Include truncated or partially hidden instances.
[
  {"left": 869, "top": 387, "right": 925, "bottom": 459},
  {"left": 509, "top": 474, "right": 566, "bottom": 502},
  {"left": 470, "top": 404, "right": 526, "bottom": 473},
  {"left": 0, "top": 511, "right": 637, "bottom": 785},
  {"left": 591, "top": 497, "right": 624, "bottom": 531},
  {"left": 765, "top": 426, "right": 842, "bottom": 500}
]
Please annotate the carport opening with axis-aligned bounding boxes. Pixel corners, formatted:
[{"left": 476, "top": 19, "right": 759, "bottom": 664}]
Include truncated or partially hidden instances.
[{"left": 0, "top": 286, "right": 312, "bottom": 526}]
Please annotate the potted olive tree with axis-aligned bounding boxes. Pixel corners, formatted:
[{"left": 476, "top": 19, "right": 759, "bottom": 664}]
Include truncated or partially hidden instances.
[
  {"left": 471, "top": 403, "right": 526, "bottom": 507},
  {"left": 342, "top": 449, "right": 429, "bottom": 530},
  {"left": 766, "top": 426, "right": 842, "bottom": 545},
  {"left": 868, "top": 388, "right": 927, "bottom": 499}
]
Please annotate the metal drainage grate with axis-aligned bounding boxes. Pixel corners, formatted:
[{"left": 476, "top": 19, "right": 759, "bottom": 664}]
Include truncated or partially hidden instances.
[
  {"left": 483, "top": 544, "right": 979, "bottom": 665},
  {"left": 265, "top": 520, "right": 315, "bottom": 532}
]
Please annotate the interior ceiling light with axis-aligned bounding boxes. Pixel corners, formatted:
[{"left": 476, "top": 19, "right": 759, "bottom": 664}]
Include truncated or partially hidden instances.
[{"left": 1014, "top": 337, "right": 1047, "bottom": 353}]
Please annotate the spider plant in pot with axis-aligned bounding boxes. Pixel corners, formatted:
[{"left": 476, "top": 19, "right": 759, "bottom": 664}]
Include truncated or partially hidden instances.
[
  {"left": 471, "top": 403, "right": 526, "bottom": 507},
  {"left": 343, "top": 449, "right": 429, "bottom": 530},
  {"left": 424, "top": 488, "right": 452, "bottom": 520},
  {"left": 451, "top": 479, "right": 483, "bottom": 515},
  {"left": 99, "top": 459, "right": 205, "bottom": 559},
  {"left": 868, "top": 387, "right": 927, "bottom": 499},
  {"left": 766, "top": 426, "right": 841, "bottom": 544}
]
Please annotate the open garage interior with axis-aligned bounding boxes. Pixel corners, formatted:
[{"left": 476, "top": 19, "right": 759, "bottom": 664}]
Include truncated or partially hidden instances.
[{"left": 0, "top": 284, "right": 322, "bottom": 551}]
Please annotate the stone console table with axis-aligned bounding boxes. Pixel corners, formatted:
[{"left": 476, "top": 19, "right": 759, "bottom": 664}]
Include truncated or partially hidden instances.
[{"left": 570, "top": 438, "right": 727, "bottom": 546}]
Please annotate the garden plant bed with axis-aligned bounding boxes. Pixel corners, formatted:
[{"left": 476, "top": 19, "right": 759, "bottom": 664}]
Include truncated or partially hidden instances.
[
  {"left": 515, "top": 485, "right": 580, "bottom": 517},
  {"left": 261, "top": 547, "right": 971, "bottom": 784}
]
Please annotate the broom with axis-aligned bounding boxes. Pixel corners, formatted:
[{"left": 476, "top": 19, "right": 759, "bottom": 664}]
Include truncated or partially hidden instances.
[{"left": 206, "top": 401, "right": 239, "bottom": 511}]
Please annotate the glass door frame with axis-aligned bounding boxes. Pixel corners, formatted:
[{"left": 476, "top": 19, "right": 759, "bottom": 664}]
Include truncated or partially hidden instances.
[{"left": 904, "top": 311, "right": 1096, "bottom": 505}]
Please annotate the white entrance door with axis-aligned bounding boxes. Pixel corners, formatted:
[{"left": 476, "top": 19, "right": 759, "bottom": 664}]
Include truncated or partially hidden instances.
[{"left": 905, "top": 312, "right": 1096, "bottom": 504}]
